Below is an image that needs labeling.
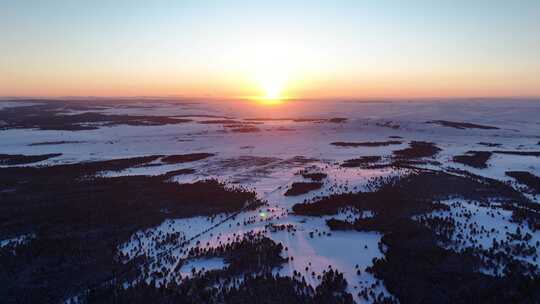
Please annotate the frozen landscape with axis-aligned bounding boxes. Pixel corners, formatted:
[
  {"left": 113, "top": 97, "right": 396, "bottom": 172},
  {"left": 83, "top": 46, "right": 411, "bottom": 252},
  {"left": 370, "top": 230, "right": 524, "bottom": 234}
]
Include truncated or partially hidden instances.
[{"left": 1, "top": 98, "right": 540, "bottom": 303}]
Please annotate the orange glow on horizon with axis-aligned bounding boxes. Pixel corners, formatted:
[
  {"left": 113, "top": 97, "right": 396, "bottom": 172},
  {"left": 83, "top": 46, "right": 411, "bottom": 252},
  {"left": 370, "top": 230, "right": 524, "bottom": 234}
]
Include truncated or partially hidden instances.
[{"left": 2, "top": 2, "right": 540, "bottom": 99}]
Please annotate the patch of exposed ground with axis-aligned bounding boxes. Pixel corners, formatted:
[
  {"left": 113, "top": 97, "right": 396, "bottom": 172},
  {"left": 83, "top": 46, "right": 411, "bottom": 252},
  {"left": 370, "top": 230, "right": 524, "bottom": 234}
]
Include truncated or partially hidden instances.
[
  {"left": 453, "top": 151, "right": 492, "bottom": 168},
  {"left": 28, "top": 141, "right": 84, "bottom": 146},
  {"left": 427, "top": 120, "right": 499, "bottom": 130},
  {"left": 173, "top": 114, "right": 233, "bottom": 119},
  {"left": 244, "top": 117, "right": 346, "bottom": 124},
  {"left": 331, "top": 141, "right": 402, "bottom": 148},
  {"left": 292, "top": 118, "right": 325, "bottom": 123},
  {"left": 328, "top": 117, "right": 348, "bottom": 123},
  {"left": 0, "top": 102, "right": 192, "bottom": 131},
  {"left": 243, "top": 118, "right": 291, "bottom": 122},
  {"left": 198, "top": 119, "right": 244, "bottom": 124},
  {"left": 229, "top": 125, "right": 261, "bottom": 133},
  {"left": 393, "top": 141, "right": 441, "bottom": 159},
  {"left": 0, "top": 153, "right": 62, "bottom": 165},
  {"left": 161, "top": 153, "right": 215, "bottom": 164},
  {"left": 478, "top": 142, "right": 501, "bottom": 147},
  {"left": 284, "top": 182, "right": 324, "bottom": 196},
  {"left": 300, "top": 172, "right": 328, "bottom": 182},
  {"left": 493, "top": 151, "right": 540, "bottom": 157}
]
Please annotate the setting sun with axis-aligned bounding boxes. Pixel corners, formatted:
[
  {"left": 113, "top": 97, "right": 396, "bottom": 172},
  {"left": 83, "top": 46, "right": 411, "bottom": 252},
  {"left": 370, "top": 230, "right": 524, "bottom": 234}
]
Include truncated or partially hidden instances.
[
  {"left": 261, "top": 78, "right": 281, "bottom": 100},
  {"left": 255, "top": 85, "right": 284, "bottom": 105},
  {"left": 252, "top": 70, "right": 288, "bottom": 104}
]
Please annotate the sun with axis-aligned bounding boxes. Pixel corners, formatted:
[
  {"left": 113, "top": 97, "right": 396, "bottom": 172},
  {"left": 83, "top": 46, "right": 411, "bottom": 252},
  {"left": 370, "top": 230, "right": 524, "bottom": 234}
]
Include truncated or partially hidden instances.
[
  {"left": 240, "top": 41, "right": 295, "bottom": 104},
  {"left": 255, "top": 72, "right": 287, "bottom": 104},
  {"left": 261, "top": 78, "right": 282, "bottom": 100}
]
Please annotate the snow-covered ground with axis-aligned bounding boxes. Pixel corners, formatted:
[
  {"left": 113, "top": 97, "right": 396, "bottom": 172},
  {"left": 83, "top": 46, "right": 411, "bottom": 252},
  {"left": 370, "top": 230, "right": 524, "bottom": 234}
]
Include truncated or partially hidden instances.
[
  {"left": 116, "top": 162, "right": 397, "bottom": 302},
  {"left": 2, "top": 99, "right": 540, "bottom": 168},
  {"left": 2, "top": 98, "right": 540, "bottom": 303}
]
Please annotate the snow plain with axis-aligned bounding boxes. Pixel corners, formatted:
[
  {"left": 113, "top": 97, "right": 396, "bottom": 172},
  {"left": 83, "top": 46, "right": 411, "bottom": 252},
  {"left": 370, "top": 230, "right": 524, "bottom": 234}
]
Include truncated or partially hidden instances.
[{"left": 1, "top": 98, "right": 540, "bottom": 303}]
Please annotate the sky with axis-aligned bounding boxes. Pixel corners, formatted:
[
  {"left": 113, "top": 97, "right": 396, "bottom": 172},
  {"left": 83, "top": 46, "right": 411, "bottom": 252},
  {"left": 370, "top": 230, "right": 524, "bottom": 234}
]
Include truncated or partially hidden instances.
[{"left": 1, "top": 0, "right": 539, "bottom": 99}]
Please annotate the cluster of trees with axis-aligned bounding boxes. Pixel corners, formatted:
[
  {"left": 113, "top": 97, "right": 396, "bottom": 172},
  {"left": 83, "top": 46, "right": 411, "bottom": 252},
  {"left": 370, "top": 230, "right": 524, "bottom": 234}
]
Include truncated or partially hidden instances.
[
  {"left": 417, "top": 200, "right": 540, "bottom": 277},
  {"left": 90, "top": 270, "right": 356, "bottom": 304},
  {"left": 86, "top": 234, "right": 359, "bottom": 304},
  {"left": 0, "top": 157, "right": 264, "bottom": 303}
]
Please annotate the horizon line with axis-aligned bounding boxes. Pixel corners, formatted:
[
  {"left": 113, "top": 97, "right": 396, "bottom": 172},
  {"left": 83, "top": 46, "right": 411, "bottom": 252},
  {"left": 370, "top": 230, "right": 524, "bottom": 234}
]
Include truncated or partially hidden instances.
[{"left": 1, "top": 95, "right": 540, "bottom": 102}]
